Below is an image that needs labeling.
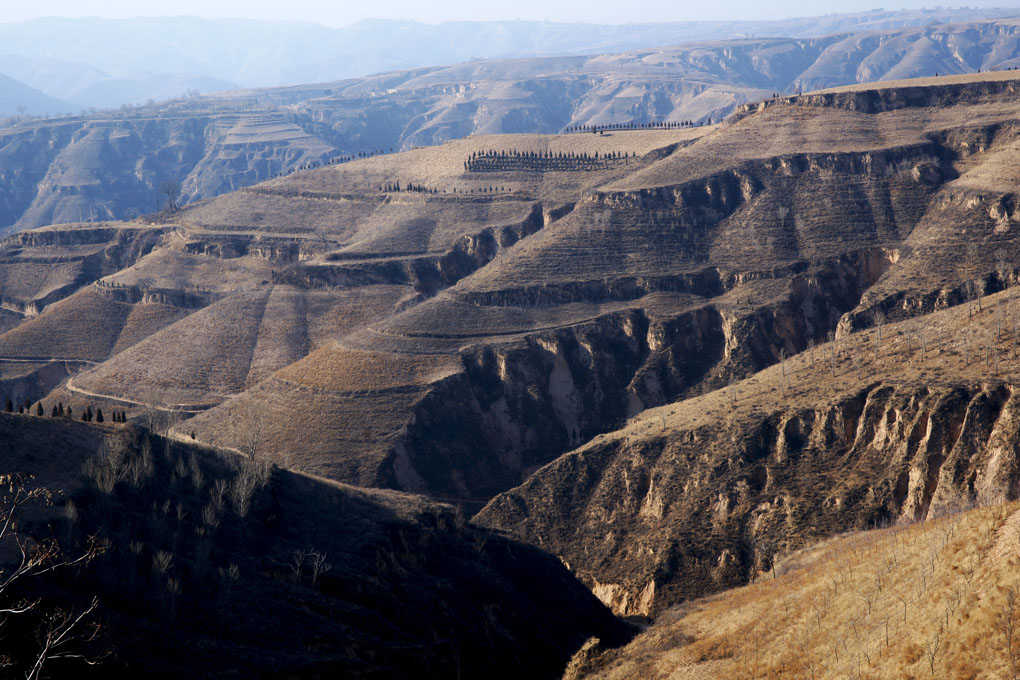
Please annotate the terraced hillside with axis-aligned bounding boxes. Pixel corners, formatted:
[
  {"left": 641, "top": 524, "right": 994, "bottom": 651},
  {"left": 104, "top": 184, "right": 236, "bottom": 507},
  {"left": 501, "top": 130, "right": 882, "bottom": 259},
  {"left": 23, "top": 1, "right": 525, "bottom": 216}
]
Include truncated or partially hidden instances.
[
  {"left": 8, "top": 59, "right": 1020, "bottom": 680},
  {"left": 2, "top": 71, "right": 1020, "bottom": 509},
  {"left": 10, "top": 18, "right": 1020, "bottom": 231}
]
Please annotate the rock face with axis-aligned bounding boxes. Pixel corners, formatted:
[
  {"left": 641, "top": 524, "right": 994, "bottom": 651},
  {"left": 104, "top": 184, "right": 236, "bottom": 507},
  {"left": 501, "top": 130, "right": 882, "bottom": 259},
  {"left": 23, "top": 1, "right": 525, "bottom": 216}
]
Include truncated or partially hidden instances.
[
  {"left": 477, "top": 380, "right": 1020, "bottom": 617},
  {"left": 9, "top": 18, "right": 1020, "bottom": 231},
  {"left": 6, "top": 71, "right": 1020, "bottom": 525},
  {"left": 392, "top": 252, "right": 884, "bottom": 500}
]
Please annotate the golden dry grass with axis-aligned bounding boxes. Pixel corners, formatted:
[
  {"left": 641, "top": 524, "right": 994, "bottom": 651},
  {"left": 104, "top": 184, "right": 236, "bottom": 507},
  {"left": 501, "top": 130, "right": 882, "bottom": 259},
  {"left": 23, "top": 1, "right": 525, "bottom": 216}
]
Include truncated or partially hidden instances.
[
  {"left": 586, "top": 500, "right": 1020, "bottom": 680},
  {"left": 275, "top": 344, "right": 460, "bottom": 392},
  {"left": 0, "top": 285, "right": 135, "bottom": 360}
]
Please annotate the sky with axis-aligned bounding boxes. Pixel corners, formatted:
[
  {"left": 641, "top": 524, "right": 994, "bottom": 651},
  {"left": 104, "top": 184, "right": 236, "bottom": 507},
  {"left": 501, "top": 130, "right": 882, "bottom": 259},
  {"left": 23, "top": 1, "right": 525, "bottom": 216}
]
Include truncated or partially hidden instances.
[{"left": 5, "top": 0, "right": 1017, "bottom": 26}]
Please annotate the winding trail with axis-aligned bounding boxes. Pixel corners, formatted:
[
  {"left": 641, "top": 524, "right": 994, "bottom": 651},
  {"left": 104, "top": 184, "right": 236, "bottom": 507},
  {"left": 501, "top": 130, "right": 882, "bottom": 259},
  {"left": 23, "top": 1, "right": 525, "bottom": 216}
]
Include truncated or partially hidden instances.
[{"left": 64, "top": 376, "right": 218, "bottom": 413}]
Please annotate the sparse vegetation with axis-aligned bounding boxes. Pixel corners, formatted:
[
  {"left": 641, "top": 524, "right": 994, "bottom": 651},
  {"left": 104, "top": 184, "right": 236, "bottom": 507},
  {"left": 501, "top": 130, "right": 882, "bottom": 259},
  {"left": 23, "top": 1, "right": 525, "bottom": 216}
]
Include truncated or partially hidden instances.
[
  {"left": 9, "top": 64, "right": 1020, "bottom": 680},
  {"left": 579, "top": 502, "right": 1020, "bottom": 680}
]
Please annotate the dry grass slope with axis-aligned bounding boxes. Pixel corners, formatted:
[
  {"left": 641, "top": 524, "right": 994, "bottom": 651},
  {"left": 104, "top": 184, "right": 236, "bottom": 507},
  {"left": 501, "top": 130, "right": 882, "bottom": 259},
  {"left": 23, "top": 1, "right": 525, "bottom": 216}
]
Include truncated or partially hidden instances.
[{"left": 581, "top": 501, "right": 1020, "bottom": 680}]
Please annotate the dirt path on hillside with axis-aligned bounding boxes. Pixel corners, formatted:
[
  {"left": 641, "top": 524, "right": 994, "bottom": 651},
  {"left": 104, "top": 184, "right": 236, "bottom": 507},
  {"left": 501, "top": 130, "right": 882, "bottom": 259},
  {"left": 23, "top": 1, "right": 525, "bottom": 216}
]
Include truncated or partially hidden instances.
[{"left": 64, "top": 376, "right": 214, "bottom": 413}]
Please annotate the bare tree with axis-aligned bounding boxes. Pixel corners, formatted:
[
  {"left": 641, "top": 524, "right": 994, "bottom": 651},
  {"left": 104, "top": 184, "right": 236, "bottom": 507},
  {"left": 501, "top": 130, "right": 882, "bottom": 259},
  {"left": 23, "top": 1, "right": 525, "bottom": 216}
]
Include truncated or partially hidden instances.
[
  {"left": 997, "top": 248, "right": 1011, "bottom": 288},
  {"left": 307, "top": 551, "right": 331, "bottom": 585},
  {"left": 289, "top": 550, "right": 307, "bottom": 583},
  {"left": 290, "top": 549, "right": 332, "bottom": 586},
  {"left": 139, "top": 391, "right": 165, "bottom": 434},
  {"left": 25, "top": 598, "right": 101, "bottom": 680},
  {"left": 1001, "top": 586, "right": 1019, "bottom": 680},
  {"left": 241, "top": 400, "right": 267, "bottom": 462},
  {"left": 1012, "top": 301, "right": 1020, "bottom": 357},
  {"left": 872, "top": 308, "right": 886, "bottom": 346},
  {"left": 159, "top": 181, "right": 181, "bottom": 213},
  {"left": 0, "top": 475, "right": 103, "bottom": 676},
  {"left": 778, "top": 348, "right": 788, "bottom": 392},
  {"left": 229, "top": 459, "right": 270, "bottom": 518},
  {"left": 925, "top": 630, "right": 942, "bottom": 677}
]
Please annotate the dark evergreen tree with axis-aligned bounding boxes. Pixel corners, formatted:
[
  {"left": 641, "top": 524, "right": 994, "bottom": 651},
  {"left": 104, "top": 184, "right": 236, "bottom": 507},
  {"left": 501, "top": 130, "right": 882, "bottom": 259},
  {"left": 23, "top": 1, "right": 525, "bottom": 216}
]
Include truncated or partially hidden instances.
[
  {"left": 95, "top": 408, "right": 104, "bottom": 423},
  {"left": 35, "top": 402, "right": 43, "bottom": 416},
  {"left": 51, "top": 405, "right": 58, "bottom": 417},
  {"left": 4, "top": 398, "right": 11, "bottom": 412}
]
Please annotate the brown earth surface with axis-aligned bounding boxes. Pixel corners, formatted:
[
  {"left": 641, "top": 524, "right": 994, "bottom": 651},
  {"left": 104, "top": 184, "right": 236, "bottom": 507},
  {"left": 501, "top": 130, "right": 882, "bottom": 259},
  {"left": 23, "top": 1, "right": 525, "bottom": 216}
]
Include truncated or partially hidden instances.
[
  {"left": 2, "top": 72, "right": 1020, "bottom": 505},
  {"left": 7, "top": 67, "right": 1020, "bottom": 679}
]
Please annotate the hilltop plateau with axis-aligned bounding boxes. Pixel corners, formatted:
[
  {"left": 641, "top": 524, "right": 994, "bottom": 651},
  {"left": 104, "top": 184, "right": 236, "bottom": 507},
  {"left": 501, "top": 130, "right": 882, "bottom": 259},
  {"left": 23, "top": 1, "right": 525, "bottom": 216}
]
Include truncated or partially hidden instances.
[{"left": 10, "top": 17, "right": 1020, "bottom": 231}]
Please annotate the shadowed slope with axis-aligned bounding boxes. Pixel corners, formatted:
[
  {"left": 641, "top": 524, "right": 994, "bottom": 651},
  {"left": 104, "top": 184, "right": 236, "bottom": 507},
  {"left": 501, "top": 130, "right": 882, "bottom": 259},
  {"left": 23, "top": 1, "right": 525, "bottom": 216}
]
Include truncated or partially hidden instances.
[{"left": 1, "top": 414, "right": 634, "bottom": 679}]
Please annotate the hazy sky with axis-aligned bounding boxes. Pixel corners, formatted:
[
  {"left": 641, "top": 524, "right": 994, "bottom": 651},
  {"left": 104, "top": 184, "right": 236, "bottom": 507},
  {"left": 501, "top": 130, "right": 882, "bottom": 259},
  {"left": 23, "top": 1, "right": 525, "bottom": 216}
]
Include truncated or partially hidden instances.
[{"left": 6, "top": 0, "right": 1017, "bottom": 26}]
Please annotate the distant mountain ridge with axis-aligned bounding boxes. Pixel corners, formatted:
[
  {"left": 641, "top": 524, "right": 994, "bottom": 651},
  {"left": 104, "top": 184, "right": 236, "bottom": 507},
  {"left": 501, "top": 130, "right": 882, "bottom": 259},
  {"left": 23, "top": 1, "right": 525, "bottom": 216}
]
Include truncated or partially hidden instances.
[
  {"left": 1, "top": 8, "right": 1019, "bottom": 110},
  {"left": 0, "top": 72, "right": 70, "bottom": 116},
  {"left": 0, "top": 53, "right": 236, "bottom": 112},
  {"left": 8, "top": 16, "right": 1020, "bottom": 231}
]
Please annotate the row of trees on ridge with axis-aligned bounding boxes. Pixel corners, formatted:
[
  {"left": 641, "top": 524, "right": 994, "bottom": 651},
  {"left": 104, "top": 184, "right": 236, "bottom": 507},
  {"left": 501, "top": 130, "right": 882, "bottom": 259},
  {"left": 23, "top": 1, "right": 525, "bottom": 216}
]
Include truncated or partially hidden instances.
[{"left": 465, "top": 149, "right": 632, "bottom": 172}]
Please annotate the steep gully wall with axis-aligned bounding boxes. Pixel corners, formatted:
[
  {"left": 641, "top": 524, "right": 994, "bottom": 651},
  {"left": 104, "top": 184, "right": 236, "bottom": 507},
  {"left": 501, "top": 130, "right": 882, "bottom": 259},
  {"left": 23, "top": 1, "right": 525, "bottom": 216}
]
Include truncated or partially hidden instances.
[{"left": 477, "top": 381, "right": 1020, "bottom": 616}]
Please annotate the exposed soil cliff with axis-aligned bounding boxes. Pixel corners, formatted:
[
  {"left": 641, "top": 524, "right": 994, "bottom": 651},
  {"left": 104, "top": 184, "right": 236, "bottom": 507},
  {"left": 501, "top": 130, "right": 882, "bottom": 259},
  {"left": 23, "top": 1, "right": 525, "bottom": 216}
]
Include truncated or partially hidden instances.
[
  {"left": 477, "top": 380, "right": 1020, "bottom": 617},
  {"left": 384, "top": 248, "right": 894, "bottom": 500}
]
